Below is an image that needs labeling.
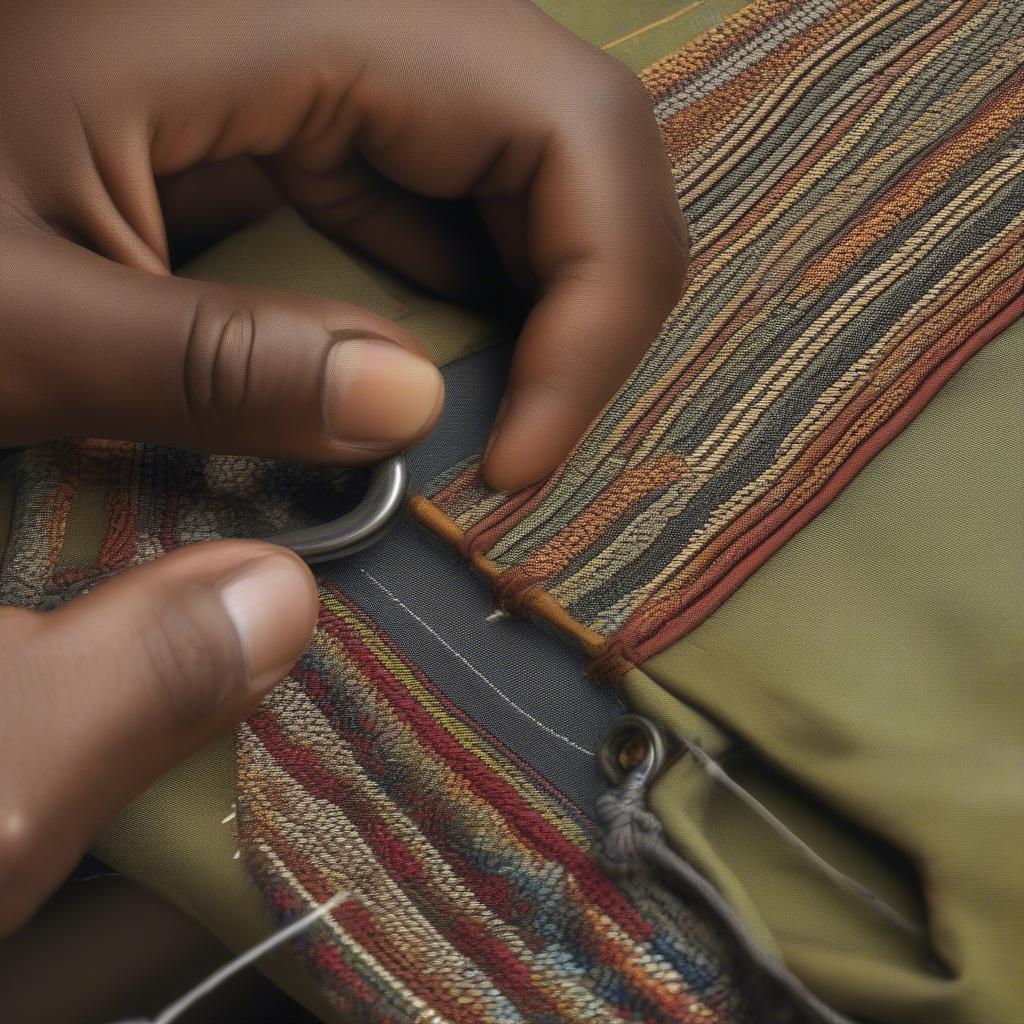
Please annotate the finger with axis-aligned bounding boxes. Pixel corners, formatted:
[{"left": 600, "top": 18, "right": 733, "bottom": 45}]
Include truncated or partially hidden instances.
[
  {"left": 267, "top": 155, "right": 502, "bottom": 303},
  {"left": 0, "top": 541, "right": 317, "bottom": 935},
  {"left": 481, "top": 66, "right": 688, "bottom": 491},
  {"left": 0, "top": 226, "right": 444, "bottom": 462}
]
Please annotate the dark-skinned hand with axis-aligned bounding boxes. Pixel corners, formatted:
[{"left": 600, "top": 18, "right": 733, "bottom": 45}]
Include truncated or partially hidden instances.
[{"left": 0, "top": 0, "right": 687, "bottom": 935}]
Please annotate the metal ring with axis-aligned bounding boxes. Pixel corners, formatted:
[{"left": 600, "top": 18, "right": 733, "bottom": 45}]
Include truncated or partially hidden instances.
[
  {"left": 598, "top": 714, "right": 669, "bottom": 786},
  {"left": 265, "top": 454, "right": 409, "bottom": 564}
]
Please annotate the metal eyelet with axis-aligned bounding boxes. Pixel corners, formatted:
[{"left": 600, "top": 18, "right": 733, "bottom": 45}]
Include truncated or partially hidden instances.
[
  {"left": 598, "top": 714, "right": 669, "bottom": 786},
  {"left": 265, "top": 454, "right": 408, "bottom": 564}
]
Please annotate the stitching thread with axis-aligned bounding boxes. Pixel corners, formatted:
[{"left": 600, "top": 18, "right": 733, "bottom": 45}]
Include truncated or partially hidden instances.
[{"left": 358, "top": 568, "right": 595, "bottom": 757}]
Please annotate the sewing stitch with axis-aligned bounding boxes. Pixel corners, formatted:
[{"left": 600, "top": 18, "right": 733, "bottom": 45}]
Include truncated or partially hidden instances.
[{"left": 358, "top": 567, "right": 595, "bottom": 756}]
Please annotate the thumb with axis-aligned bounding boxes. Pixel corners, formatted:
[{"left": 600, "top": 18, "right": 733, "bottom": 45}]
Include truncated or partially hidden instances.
[
  {"left": 0, "top": 541, "right": 317, "bottom": 936},
  {"left": 0, "top": 227, "right": 444, "bottom": 462}
]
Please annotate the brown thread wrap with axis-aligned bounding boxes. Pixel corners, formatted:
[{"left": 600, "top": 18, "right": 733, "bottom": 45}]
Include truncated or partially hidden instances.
[
  {"left": 409, "top": 494, "right": 624, "bottom": 675},
  {"left": 492, "top": 565, "right": 542, "bottom": 618},
  {"left": 587, "top": 638, "right": 640, "bottom": 687}
]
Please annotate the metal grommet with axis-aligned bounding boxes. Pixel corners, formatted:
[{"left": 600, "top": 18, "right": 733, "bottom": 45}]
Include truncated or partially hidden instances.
[
  {"left": 265, "top": 454, "right": 409, "bottom": 564},
  {"left": 598, "top": 714, "right": 669, "bottom": 786}
]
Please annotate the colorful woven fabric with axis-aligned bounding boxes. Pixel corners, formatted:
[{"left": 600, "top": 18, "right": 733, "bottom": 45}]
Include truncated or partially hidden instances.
[
  {"left": 0, "top": 439, "right": 357, "bottom": 609},
  {"left": 237, "top": 586, "right": 749, "bottom": 1023},
  {"left": 413, "top": 0, "right": 1024, "bottom": 678},
  {"left": 0, "top": 440, "right": 751, "bottom": 1022}
]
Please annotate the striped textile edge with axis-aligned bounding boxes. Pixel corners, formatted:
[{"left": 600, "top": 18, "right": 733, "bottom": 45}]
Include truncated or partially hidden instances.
[
  {"left": 237, "top": 584, "right": 750, "bottom": 1023},
  {"left": 410, "top": 0, "right": 1024, "bottom": 682}
]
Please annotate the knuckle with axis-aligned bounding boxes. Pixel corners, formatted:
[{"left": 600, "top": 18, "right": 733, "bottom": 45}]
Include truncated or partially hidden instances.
[
  {"left": 181, "top": 297, "right": 259, "bottom": 430},
  {"left": 629, "top": 216, "right": 689, "bottom": 322},
  {"left": 137, "top": 587, "right": 244, "bottom": 728},
  {"left": 588, "top": 56, "right": 653, "bottom": 118}
]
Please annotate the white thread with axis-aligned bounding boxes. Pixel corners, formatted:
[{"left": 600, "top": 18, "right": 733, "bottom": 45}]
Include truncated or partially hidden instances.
[
  {"left": 221, "top": 810, "right": 236, "bottom": 824},
  {"left": 107, "top": 891, "right": 349, "bottom": 1024},
  {"left": 358, "top": 568, "right": 594, "bottom": 757}
]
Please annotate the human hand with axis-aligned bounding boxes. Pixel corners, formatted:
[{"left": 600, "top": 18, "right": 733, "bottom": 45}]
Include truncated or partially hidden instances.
[
  {"left": 0, "top": 0, "right": 686, "bottom": 933},
  {"left": 0, "top": 0, "right": 686, "bottom": 489}
]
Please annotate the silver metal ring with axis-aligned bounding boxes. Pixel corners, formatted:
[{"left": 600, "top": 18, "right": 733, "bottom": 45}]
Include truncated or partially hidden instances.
[
  {"left": 265, "top": 454, "right": 408, "bottom": 564},
  {"left": 598, "top": 714, "right": 670, "bottom": 786}
]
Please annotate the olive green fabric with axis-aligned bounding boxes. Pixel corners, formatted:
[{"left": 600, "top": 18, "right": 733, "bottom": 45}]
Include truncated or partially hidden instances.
[
  {"left": 534, "top": 0, "right": 750, "bottom": 71},
  {"left": 626, "top": 325, "right": 1024, "bottom": 1023}
]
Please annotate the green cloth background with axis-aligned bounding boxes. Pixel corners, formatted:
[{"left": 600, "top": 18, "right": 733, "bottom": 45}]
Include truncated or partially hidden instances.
[
  {"left": 1, "top": 3, "right": 1020, "bottom": 1021},
  {"left": 622, "top": 325, "right": 1024, "bottom": 1022}
]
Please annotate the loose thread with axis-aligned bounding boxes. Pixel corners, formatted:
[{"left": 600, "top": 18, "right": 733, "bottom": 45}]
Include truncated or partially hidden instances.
[
  {"left": 675, "top": 733, "right": 925, "bottom": 940},
  {"left": 108, "top": 890, "right": 349, "bottom": 1024}
]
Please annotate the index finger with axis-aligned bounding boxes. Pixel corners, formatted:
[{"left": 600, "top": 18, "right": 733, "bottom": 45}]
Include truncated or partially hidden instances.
[{"left": 481, "top": 64, "right": 687, "bottom": 492}]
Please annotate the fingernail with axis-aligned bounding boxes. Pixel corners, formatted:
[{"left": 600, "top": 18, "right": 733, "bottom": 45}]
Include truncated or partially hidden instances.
[
  {"left": 323, "top": 338, "right": 443, "bottom": 445},
  {"left": 218, "top": 553, "right": 317, "bottom": 695}
]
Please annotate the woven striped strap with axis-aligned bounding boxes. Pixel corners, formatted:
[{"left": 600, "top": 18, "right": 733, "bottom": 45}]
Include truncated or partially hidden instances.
[{"left": 413, "top": 0, "right": 1024, "bottom": 680}]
